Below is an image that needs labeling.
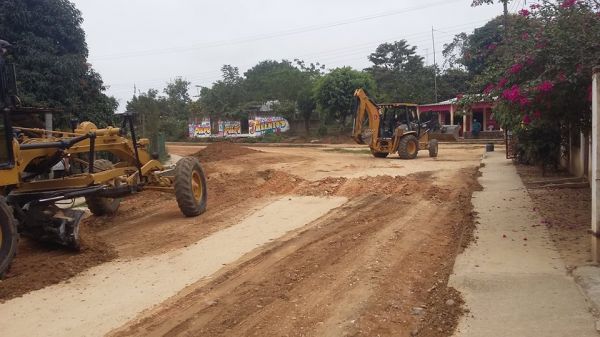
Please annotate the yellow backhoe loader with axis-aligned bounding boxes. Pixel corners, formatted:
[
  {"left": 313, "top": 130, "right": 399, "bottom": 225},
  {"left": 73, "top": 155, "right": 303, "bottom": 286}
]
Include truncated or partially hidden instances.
[
  {"left": 351, "top": 88, "right": 439, "bottom": 159},
  {"left": 0, "top": 40, "right": 208, "bottom": 277}
]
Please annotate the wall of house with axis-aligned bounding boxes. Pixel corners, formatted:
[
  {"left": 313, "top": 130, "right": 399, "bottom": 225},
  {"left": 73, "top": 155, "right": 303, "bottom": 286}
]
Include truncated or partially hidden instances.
[{"left": 563, "top": 132, "right": 591, "bottom": 179}]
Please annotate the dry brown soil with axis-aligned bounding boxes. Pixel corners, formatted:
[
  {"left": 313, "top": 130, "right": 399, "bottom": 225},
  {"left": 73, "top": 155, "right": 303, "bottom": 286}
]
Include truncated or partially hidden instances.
[
  {"left": 516, "top": 165, "right": 592, "bottom": 268},
  {"left": 1, "top": 142, "right": 483, "bottom": 337}
]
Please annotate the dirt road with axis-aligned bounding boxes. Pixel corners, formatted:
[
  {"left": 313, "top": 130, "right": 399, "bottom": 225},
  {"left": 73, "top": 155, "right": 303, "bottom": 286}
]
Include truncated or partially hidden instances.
[{"left": 0, "top": 143, "right": 483, "bottom": 337}]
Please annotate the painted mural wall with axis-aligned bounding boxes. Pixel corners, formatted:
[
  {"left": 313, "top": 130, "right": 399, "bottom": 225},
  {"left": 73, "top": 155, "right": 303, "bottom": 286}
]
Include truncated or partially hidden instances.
[
  {"left": 188, "top": 119, "right": 211, "bottom": 138},
  {"left": 188, "top": 116, "right": 290, "bottom": 138},
  {"left": 249, "top": 116, "right": 290, "bottom": 136}
]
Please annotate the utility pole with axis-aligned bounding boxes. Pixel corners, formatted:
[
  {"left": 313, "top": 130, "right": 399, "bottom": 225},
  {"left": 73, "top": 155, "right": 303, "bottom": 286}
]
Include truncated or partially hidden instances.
[
  {"left": 432, "top": 26, "right": 438, "bottom": 102},
  {"left": 503, "top": 0, "right": 509, "bottom": 35},
  {"left": 592, "top": 66, "right": 600, "bottom": 262}
]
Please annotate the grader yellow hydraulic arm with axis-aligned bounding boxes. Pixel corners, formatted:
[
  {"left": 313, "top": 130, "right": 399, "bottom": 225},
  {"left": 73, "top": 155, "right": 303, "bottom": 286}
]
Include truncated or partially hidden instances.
[
  {"left": 351, "top": 88, "right": 439, "bottom": 159},
  {"left": 0, "top": 40, "right": 208, "bottom": 277}
]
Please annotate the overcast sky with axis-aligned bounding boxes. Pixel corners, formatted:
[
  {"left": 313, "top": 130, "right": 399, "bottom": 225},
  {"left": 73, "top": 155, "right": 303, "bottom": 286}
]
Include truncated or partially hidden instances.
[{"left": 71, "top": 0, "right": 516, "bottom": 111}]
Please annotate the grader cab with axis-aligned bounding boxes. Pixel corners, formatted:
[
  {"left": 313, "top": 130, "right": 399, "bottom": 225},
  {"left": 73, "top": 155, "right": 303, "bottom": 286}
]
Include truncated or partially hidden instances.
[{"left": 0, "top": 40, "right": 208, "bottom": 277}]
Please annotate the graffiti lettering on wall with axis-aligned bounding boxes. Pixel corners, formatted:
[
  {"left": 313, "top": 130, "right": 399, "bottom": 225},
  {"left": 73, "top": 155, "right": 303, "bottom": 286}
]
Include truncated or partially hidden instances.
[
  {"left": 189, "top": 119, "right": 211, "bottom": 138},
  {"left": 250, "top": 117, "right": 290, "bottom": 136},
  {"left": 188, "top": 116, "right": 290, "bottom": 139},
  {"left": 220, "top": 121, "right": 241, "bottom": 136}
]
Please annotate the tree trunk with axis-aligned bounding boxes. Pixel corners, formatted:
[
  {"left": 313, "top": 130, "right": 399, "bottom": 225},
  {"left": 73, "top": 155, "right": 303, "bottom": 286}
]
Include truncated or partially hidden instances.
[
  {"left": 304, "top": 118, "right": 310, "bottom": 135},
  {"left": 341, "top": 114, "right": 348, "bottom": 132}
]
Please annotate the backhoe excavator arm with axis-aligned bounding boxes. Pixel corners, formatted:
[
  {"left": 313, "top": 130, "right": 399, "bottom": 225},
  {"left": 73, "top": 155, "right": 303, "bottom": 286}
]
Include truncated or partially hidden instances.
[{"left": 351, "top": 89, "right": 380, "bottom": 146}]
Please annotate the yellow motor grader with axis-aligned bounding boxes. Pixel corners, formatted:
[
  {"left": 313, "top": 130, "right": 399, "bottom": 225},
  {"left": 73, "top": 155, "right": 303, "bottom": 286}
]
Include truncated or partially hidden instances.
[
  {"left": 0, "top": 41, "right": 207, "bottom": 277},
  {"left": 351, "top": 88, "right": 439, "bottom": 159}
]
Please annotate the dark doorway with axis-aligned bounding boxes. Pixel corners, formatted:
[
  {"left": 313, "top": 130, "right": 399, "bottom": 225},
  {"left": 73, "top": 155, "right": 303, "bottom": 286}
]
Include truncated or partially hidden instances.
[
  {"left": 240, "top": 118, "right": 249, "bottom": 134},
  {"left": 473, "top": 110, "right": 484, "bottom": 127},
  {"left": 443, "top": 112, "right": 451, "bottom": 125}
]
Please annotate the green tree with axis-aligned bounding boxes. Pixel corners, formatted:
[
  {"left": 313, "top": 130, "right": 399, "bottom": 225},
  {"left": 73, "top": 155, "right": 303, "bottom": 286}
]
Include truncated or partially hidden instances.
[
  {"left": 198, "top": 65, "right": 246, "bottom": 120},
  {"left": 0, "top": 0, "right": 116, "bottom": 127},
  {"left": 368, "top": 40, "right": 424, "bottom": 72},
  {"left": 367, "top": 40, "right": 441, "bottom": 103},
  {"left": 244, "top": 60, "right": 307, "bottom": 102},
  {"left": 314, "top": 67, "right": 376, "bottom": 126},
  {"left": 438, "top": 68, "right": 471, "bottom": 99},
  {"left": 164, "top": 78, "right": 191, "bottom": 118},
  {"left": 126, "top": 89, "right": 165, "bottom": 138},
  {"left": 297, "top": 88, "right": 317, "bottom": 134},
  {"left": 126, "top": 78, "right": 194, "bottom": 141},
  {"left": 466, "top": 1, "right": 600, "bottom": 167}
]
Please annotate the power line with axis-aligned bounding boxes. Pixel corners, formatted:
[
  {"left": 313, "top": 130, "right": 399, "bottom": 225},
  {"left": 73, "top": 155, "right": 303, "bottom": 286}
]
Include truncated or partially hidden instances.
[
  {"left": 104, "top": 20, "right": 486, "bottom": 90},
  {"left": 93, "top": 0, "right": 464, "bottom": 61}
]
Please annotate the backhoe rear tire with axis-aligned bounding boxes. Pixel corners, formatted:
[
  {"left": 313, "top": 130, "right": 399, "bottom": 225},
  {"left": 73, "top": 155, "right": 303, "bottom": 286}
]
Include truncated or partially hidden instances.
[
  {"left": 428, "top": 139, "right": 439, "bottom": 158},
  {"left": 174, "top": 157, "right": 207, "bottom": 217},
  {"left": 85, "top": 159, "right": 121, "bottom": 216},
  {"left": 398, "top": 135, "right": 419, "bottom": 159},
  {"left": 0, "top": 197, "right": 17, "bottom": 279}
]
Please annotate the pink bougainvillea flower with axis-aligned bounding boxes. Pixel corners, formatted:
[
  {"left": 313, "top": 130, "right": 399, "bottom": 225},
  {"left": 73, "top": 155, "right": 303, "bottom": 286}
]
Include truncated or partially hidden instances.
[
  {"left": 537, "top": 80, "right": 554, "bottom": 93},
  {"left": 525, "top": 56, "right": 535, "bottom": 65},
  {"left": 530, "top": 3, "right": 541, "bottom": 10},
  {"left": 519, "top": 97, "right": 530, "bottom": 107},
  {"left": 487, "top": 43, "right": 497, "bottom": 51},
  {"left": 519, "top": 9, "right": 531, "bottom": 16},
  {"left": 556, "top": 72, "right": 567, "bottom": 82},
  {"left": 509, "top": 63, "right": 523, "bottom": 74},
  {"left": 521, "top": 32, "right": 530, "bottom": 40},
  {"left": 497, "top": 77, "right": 509, "bottom": 88},
  {"left": 533, "top": 110, "right": 542, "bottom": 119},
  {"left": 561, "top": 0, "right": 576, "bottom": 8},
  {"left": 523, "top": 114, "right": 532, "bottom": 125},
  {"left": 502, "top": 85, "right": 522, "bottom": 103}
]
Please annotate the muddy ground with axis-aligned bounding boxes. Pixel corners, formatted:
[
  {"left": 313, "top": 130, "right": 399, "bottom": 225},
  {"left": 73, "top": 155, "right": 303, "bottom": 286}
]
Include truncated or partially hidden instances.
[{"left": 0, "top": 142, "right": 483, "bottom": 337}]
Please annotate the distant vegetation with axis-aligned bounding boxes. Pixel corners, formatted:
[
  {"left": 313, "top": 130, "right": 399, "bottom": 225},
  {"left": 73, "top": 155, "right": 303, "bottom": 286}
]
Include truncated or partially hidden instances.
[{"left": 2, "top": 0, "right": 599, "bottom": 169}]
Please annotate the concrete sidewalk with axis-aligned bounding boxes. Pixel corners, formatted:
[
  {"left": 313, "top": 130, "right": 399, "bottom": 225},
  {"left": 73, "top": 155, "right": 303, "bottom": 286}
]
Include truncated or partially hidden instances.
[{"left": 450, "top": 151, "right": 598, "bottom": 337}]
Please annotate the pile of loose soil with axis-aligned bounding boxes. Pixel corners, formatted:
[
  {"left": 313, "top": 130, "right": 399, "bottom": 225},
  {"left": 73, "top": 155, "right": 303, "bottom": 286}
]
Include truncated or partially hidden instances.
[{"left": 194, "top": 142, "right": 261, "bottom": 163}]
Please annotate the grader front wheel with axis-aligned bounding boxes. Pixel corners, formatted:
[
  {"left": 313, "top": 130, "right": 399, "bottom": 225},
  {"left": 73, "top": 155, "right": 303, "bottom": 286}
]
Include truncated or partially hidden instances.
[
  {"left": 174, "top": 157, "right": 208, "bottom": 217},
  {"left": 0, "top": 197, "right": 18, "bottom": 278}
]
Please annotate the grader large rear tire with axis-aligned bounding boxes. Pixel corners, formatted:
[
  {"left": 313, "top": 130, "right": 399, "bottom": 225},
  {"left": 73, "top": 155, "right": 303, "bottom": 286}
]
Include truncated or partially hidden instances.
[
  {"left": 0, "top": 197, "right": 17, "bottom": 279},
  {"left": 174, "top": 157, "right": 207, "bottom": 217},
  {"left": 398, "top": 135, "right": 419, "bottom": 159},
  {"left": 85, "top": 159, "right": 121, "bottom": 216}
]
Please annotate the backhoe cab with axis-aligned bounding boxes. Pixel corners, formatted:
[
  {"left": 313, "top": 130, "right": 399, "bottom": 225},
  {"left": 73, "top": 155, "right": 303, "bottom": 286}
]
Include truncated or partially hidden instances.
[{"left": 351, "top": 88, "right": 439, "bottom": 159}]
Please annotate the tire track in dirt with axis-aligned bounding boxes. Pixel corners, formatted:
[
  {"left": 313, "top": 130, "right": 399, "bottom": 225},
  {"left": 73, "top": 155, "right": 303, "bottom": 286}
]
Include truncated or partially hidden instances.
[{"left": 111, "top": 167, "right": 480, "bottom": 337}]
